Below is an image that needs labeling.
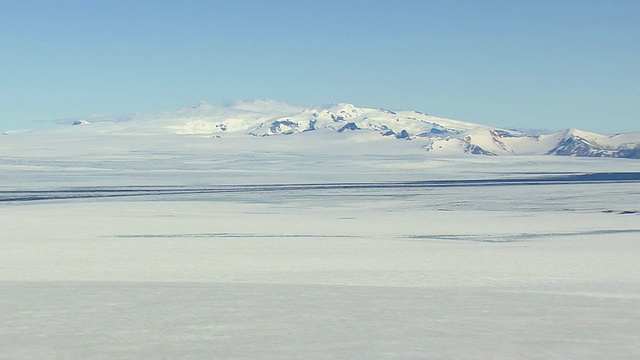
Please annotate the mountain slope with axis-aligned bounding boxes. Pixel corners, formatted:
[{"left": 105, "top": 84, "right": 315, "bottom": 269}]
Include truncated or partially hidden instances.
[{"left": 7, "top": 100, "right": 640, "bottom": 158}]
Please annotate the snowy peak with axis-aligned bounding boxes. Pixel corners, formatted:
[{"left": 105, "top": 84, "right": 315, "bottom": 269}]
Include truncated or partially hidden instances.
[
  {"left": 424, "top": 128, "right": 524, "bottom": 156},
  {"left": 40, "top": 100, "right": 640, "bottom": 159},
  {"left": 546, "top": 129, "right": 607, "bottom": 157},
  {"left": 543, "top": 129, "right": 640, "bottom": 158}
]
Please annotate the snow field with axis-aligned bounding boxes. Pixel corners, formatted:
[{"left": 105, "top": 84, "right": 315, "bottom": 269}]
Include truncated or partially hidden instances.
[
  {"left": 1, "top": 180, "right": 639, "bottom": 359},
  {"left": 1, "top": 122, "right": 640, "bottom": 358}
]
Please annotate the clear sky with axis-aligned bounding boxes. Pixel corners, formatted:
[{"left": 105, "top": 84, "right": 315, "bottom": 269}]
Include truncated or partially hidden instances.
[{"left": 1, "top": 0, "right": 638, "bottom": 133}]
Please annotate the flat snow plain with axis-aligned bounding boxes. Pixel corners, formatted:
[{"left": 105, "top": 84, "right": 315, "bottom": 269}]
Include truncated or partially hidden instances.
[{"left": 1, "top": 130, "right": 640, "bottom": 359}]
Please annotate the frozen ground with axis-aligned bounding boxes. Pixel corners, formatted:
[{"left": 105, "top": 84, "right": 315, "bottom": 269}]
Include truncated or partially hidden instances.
[{"left": 1, "top": 131, "right": 640, "bottom": 359}]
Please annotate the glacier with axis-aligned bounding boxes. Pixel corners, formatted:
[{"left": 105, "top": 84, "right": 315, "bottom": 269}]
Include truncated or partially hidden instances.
[
  {"left": 1, "top": 101, "right": 640, "bottom": 359},
  {"left": 16, "top": 100, "right": 638, "bottom": 158}
]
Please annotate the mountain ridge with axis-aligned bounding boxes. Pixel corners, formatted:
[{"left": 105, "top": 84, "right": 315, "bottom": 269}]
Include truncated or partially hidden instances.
[{"left": 6, "top": 100, "right": 640, "bottom": 159}]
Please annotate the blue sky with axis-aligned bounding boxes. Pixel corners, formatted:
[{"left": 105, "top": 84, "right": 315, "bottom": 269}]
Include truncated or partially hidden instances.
[{"left": 1, "top": 0, "right": 638, "bottom": 133}]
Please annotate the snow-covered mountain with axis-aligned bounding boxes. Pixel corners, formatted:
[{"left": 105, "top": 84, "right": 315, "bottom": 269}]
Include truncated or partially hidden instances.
[{"left": 11, "top": 100, "right": 640, "bottom": 158}]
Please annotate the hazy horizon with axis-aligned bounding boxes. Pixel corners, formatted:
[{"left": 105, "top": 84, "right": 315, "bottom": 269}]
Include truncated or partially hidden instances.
[
  {"left": 4, "top": 99, "right": 637, "bottom": 137},
  {"left": 1, "top": 1, "right": 638, "bottom": 134}
]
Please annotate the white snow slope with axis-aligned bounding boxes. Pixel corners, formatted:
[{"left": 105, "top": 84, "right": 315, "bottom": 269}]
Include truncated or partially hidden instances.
[
  {"left": 7, "top": 100, "right": 638, "bottom": 158},
  {"left": 1, "top": 101, "right": 640, "bottom": 359}
]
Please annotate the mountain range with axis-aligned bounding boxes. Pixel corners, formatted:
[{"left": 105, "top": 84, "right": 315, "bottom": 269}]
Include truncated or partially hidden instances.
[{"left": 8, "top": 100, "right": 640, "bottom": 158}]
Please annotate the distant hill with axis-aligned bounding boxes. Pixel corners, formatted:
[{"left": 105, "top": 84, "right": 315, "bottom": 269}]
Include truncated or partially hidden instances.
[{"left": 7, "top": 100, "right": 640, "bottom": 158}]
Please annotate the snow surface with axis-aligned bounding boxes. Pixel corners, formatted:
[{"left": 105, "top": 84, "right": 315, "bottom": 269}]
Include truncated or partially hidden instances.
[
  {"left": 17, "top": 100, "right": 635, "bottom": 158},
  {"left": 1, "top": 112, "right": 640, "bottom": 359}
]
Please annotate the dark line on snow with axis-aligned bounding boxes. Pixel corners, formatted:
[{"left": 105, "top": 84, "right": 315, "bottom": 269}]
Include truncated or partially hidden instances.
[
  {"left": 406, "top": 229, "right": 640, "bottom": 243},
  {"left": 2, "top": 172, "right": 639, "bottom": 203}
]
